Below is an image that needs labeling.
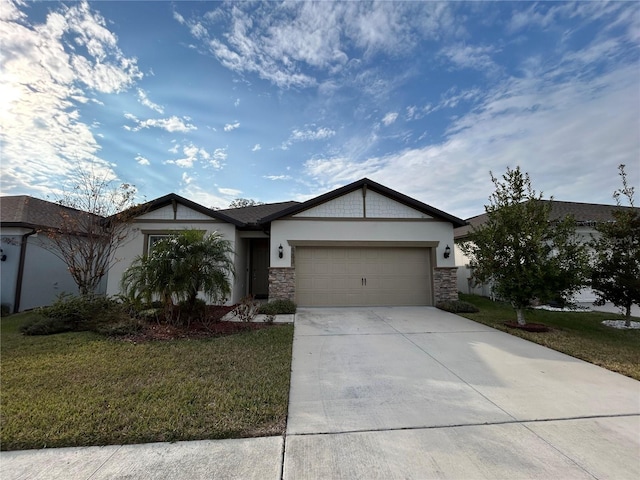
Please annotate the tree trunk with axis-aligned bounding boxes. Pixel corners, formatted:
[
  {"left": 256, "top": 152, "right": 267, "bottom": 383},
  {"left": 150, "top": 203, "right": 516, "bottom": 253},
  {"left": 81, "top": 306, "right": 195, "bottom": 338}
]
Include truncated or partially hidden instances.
[
  {"left": 516, "top": 308, "right": 526, "bottom": 326},
  {"left": 625, "top": 304, "right": 631, "bottom": 328}
]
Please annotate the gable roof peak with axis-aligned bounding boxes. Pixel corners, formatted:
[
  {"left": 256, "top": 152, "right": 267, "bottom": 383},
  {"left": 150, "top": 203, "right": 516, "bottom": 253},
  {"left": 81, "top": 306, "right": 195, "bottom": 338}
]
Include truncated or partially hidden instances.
[
  {"left": 258, "top": 177, "right": 466, "bottom": 227},
  {"left": 130, "top": 192, "right": 242, "bottom": 226}
]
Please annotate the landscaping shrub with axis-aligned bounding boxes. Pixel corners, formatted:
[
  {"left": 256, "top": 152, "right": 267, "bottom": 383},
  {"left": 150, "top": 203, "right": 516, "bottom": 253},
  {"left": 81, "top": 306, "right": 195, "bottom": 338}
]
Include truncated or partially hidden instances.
[
  {"left": 176, "top": 298, "right": 207, "bottom": 325},
  {"left": 233, "top": 295, "right": 259, "bottom": 322},
  {"left": 1, "top": 304, "right": 11, "bottom": 317},
  {"left": 20, "top": 294, "right": 128, "bottom": 335},
  {"left": 19, "top": 316, "right": 75, "bottom": 336},
  {"left": 436, "top": 299, "right": 480, "bottom": 314},
  {"left": 258, "top": 299, "right": 297, "bottom": 315}
]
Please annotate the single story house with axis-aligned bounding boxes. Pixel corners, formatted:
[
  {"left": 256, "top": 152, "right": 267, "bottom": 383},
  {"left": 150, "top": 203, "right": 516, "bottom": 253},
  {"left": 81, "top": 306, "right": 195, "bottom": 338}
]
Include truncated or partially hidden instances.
[
  {"left": 106, "top": 178, "right": 466, "bottom": 307},
  {"left": 454, "top": 200, "right": 639, "bottom": 302},
  {"left": 0, "top": 196, "right": 104, "bottom": 313}
]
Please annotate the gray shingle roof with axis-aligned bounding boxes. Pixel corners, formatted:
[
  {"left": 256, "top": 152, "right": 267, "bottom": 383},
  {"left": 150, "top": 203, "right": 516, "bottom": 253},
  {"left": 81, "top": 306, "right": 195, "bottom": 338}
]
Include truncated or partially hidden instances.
[
  {"left": 455, "top": 200, "right": 639, "bottom": 239},
  {"left": 0, "top": 195, "right": 97, "bottom": 231},
  {"left": 218, "top": 201, "right": 300, "bottom": 226}
]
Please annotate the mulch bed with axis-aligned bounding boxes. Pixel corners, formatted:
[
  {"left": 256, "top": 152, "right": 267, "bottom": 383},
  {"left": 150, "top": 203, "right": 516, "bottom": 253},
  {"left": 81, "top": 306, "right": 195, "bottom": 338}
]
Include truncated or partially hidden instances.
[
  {"left": 504, "top": 321, "right": 550, "bottom": 333},
  {"left": 121, "top": 305, "right": 273, "bottom": 342}
]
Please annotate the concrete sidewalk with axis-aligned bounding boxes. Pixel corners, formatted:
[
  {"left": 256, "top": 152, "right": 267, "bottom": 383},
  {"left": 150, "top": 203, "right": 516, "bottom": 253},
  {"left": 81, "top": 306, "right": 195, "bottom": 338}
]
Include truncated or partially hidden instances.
[{"left": 0, "top": 437, "right": 283, "bottom": 480}]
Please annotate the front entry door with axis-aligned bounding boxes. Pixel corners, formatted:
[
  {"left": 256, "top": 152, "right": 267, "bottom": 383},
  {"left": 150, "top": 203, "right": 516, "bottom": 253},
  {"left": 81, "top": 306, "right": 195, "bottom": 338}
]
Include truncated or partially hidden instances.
[{"left": 250, "top": 239, "right": 269, "bottom": 299}]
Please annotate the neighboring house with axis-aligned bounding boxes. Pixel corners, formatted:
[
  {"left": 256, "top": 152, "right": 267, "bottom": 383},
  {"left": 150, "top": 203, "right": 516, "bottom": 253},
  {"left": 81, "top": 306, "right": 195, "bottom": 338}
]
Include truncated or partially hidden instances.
[
  {"left": 107, "top": 178, "right": 466, "bottom": 307},
  {"left": 454, "top": 200, "right": 639, "bottom": 302},
  {"left": 0, "top": 196, "right": 104, "bottom": 313}
]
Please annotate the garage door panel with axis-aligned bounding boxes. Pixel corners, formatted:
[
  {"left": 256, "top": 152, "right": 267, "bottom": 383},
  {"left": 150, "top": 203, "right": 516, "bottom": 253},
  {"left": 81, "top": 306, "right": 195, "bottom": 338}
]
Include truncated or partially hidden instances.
[{"left": 296, "top": 247, "right": 432, "bottom": 307}]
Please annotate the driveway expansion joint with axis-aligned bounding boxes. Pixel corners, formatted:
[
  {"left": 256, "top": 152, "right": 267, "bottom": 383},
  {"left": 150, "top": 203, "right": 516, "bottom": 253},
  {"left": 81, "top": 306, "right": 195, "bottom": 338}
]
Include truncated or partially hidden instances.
[
  {"left": 286, "top": 413, "right": 640, "bottom": 438},
  {"left": 279, "top": 434, "right": 286, "bottom": 480}
]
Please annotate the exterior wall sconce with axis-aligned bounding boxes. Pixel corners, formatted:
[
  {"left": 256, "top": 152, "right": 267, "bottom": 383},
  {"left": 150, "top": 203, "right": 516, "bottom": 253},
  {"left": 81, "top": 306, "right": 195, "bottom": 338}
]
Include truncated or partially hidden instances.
[
  {"left": 0, "top": 249, "right": 6, "bottom": 262},
  {"left": 278, "top": 244, "right": 284, "bottom": 259},
  {"left": 444, "top": 245, "right": 451, "bottom": 259}
]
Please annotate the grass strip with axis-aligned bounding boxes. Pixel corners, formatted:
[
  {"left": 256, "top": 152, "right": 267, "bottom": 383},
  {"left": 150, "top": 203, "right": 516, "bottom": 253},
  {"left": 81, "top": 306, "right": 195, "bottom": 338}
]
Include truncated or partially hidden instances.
[
  {"left": 457, "top": 294, "right": 640, "bottom": 381},
  {"left": 1, "top": 312, "right": 293, "bottom": 451}
]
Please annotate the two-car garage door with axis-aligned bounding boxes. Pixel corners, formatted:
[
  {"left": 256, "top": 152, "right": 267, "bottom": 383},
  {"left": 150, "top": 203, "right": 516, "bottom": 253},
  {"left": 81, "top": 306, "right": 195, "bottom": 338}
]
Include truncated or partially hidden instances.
[{"left": 296, "top": 247, "right": 432, "bottom": 306}]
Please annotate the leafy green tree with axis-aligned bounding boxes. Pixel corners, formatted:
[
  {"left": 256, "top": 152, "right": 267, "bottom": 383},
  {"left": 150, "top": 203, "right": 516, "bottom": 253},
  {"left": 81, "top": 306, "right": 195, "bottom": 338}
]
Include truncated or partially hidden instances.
[
  {"left": 121, "top": 230, "right": 235, "bottom": 322},
  {"left": 461, "top": 166, "right": 590, "bottom": 325},
  {"left": 590, "top": 165, "right": 640, "bottom": 326}
]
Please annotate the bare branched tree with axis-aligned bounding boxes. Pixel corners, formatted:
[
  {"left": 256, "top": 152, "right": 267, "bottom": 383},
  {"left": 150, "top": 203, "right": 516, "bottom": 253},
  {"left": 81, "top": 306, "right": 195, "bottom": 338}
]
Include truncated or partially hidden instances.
[{"left": 40, "top": 167, "right": 142, "bottom": 296}]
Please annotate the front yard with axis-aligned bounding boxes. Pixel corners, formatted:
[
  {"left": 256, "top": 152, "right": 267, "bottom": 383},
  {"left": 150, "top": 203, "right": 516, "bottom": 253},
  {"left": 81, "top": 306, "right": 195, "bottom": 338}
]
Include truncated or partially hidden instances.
[
  {"left": 0, "top": 312, "right": 293, "bottom": 451},
  {"left": 458, "top": 294, "right": 640, "bottom": 381}
]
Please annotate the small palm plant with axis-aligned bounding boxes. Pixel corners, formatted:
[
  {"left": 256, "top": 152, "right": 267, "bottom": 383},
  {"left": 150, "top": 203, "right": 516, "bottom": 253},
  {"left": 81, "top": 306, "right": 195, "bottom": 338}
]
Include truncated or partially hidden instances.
[{"left": 121, "top": 230, "right": 235, "bottom": 323}]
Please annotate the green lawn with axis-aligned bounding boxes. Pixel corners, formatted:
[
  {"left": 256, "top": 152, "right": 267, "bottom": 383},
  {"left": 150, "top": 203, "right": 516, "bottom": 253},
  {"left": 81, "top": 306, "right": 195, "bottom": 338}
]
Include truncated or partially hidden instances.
[
  {"left": 0, "top": 312, "right": 294, "bottom": 451},
  {"left": 458, "top": 294, "right": 640, "bottom": 381}
]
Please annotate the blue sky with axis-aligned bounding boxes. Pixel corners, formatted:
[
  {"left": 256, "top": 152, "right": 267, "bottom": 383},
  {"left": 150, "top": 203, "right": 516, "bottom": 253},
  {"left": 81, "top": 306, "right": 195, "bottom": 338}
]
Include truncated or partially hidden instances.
[{"left": 1, "top": 1, "right": 638, "bottom": 218}]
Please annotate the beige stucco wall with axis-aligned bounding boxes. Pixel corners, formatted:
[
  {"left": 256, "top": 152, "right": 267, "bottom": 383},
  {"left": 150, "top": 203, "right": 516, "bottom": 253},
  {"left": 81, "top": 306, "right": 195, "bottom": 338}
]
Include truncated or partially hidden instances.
[
  {"left": 106, "top": 214, "right": 237, "bottom": 304},
  {"left": 270, "top": 219, "right": 456, "bottom": 268}
]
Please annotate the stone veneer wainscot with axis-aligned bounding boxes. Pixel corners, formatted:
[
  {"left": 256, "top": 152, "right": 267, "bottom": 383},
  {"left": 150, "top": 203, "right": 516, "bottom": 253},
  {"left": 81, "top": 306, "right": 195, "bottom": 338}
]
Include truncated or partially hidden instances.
[
  {"left": 268, "top": 267, "right": 296, "bottom": 301},
  {"left": 433, "top": 267, "right": 458, "bottom": 303}
]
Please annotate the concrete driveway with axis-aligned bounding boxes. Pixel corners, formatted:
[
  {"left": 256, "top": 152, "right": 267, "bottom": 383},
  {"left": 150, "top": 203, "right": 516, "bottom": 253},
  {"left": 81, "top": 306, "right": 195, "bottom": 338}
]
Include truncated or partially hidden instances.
[
  {"left": 2, "top": 307, "right": 639, "bottom": 479},
  {"left": 284, "top": 307, "right": 640, "bottom": 479}
]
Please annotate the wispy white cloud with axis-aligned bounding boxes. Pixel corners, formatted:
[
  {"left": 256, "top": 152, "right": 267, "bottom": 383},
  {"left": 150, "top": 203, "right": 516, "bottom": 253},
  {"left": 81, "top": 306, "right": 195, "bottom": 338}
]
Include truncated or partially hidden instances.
[
  {"left": 440, "top": 44, "right": 499, "bottom": 73},
  {"left": 0, "top": 0, "right": 141, "bottom": 194},
  {"left": 211, "top": 148, "right": 227, "bottom": 168},
  {"left": 507, "top": 1, "right": 627, "bottom": 34},
  {"left": 252, "top": 143, "right": 262, "bottom": 152},
  {"left": 125, "top": 114, "right": 196, "bottom": 133},
  {"left": 281, "top": 126, "right": 335, "bottom": 149},
  {"left": 166, "top": 143, "right": 225, "bottom": 169},
  {"left": 218, "top": 187, "right": 242, "bottom": 196},
  {"left": 175, "top": 2, "right": 460, "bottom": 89},
  {"left": 181, "top": 171, "right": 193, "bottom": 185},
  {"left": 264, "top": 175, "right": 292, "bottom": 181},
  {"left": 224, "top": 121, "right": 240, "bottom": 132},
  {"left": 382, "top": 112, "right": 398, "bottom": 126},
  {"left": 137, "top": 88, "right": 164, "bottom": 113},
  {"left": 178, "top": 183, "right": 229, "bottom": 210},
  {"left": 135, "top": 154, "right": 150, "bottom": 166}
]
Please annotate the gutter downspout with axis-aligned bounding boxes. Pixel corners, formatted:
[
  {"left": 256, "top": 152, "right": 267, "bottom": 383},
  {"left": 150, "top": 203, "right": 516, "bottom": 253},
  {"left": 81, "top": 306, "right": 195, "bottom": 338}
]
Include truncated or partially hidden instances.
[{"left": 14, "top": 229, "right": 36, "bottom": 313}]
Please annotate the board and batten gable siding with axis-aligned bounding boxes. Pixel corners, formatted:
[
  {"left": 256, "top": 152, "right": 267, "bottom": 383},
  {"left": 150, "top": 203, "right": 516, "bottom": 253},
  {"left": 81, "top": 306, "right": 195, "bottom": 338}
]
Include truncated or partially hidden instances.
[
  {"left": 293, "top": 190, "right": 364, "bottom": 217},
  {"left": 292, "top": 189, "right": 432, "bottom": 219},
  {"left": 366, "top": 190, "right": 431, "bottom": 218},
  {"left": 105, "top": 205, "right": 237, "bottom": 302},
  {"left": 135, "top": 204, "right": 214, "bottom": 221}
]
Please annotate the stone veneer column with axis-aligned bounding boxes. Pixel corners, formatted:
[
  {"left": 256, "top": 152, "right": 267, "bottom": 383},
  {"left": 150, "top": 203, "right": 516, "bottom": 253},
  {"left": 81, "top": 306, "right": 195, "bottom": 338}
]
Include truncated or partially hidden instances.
[
  {"left": 268, "top": 268, "right": 296, "bottom": 301},
  {"left": 433, "top": 267, "right": 459, "bottom": 304}
]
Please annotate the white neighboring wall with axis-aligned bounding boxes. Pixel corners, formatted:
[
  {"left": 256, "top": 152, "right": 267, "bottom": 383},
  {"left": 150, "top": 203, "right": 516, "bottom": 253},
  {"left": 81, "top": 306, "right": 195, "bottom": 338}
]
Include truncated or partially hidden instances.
[{"left": 1, "top": 227, "right": 85, "bottom": 312}]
